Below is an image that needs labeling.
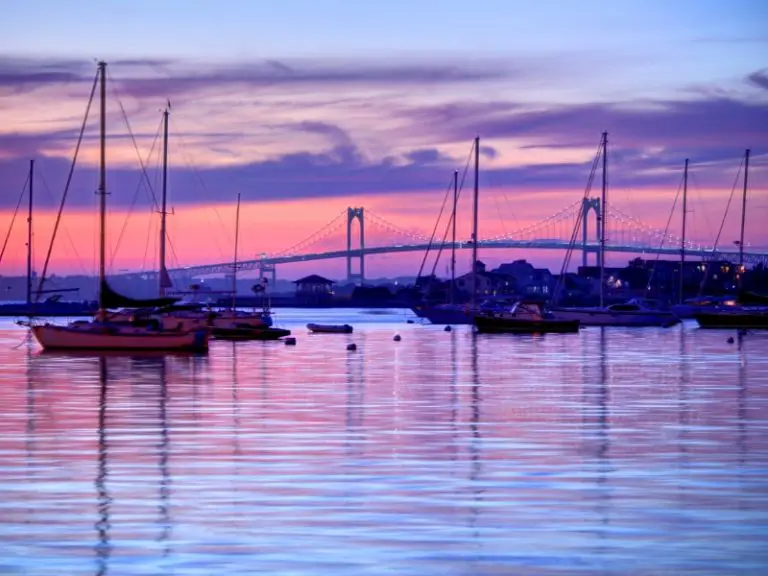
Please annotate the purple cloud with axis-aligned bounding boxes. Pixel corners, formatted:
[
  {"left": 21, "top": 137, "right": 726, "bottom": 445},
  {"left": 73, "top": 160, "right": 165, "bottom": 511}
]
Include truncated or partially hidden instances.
[{"left": 748, "top": 69, "right": 768, "bottom": 91}]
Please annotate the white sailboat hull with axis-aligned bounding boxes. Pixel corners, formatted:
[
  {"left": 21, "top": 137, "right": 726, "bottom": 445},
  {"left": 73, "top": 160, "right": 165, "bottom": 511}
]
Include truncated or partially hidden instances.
[
  {"left": 32, "top": 323, "right": 209, "bottom": 352},
  {"left": 551, "top": 308, "right": 679, "bottom": 327}
]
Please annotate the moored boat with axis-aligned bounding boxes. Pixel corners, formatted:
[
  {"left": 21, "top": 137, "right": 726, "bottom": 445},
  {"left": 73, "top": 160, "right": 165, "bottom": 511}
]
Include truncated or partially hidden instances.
[
  {"left": 694, "top": 308, "right": 768, "bottom": 329},
  {"left": 474, "top": 301, "right": 580, "bottom": 334},
  {"left": 551, "top": 299, "right": 680, "bottom": 327},
  {"left": 28, "top": 62, "right": 209, "bottom": 354},
  {"left": 31, "top": 321, "right": 208, "bottom": 351},
  {"left": 307, "top": 323, "right": 353, "bottom": 333},
  {"left": 211, "top": 326, "right": 291, "bottom": 340}
]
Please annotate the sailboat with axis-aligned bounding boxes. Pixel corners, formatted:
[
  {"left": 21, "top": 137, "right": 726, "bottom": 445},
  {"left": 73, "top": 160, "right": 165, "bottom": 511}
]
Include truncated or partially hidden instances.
[
  {"left": 29, "top": 62, "right": 209, "bottom": 352},
  {"left": 416, "top": 137, "right": 482, "bottom": 325},
  {"left": 211, "top": 193, "right": 289, "bottom": 340},
  {"left": 550, "top": 132, "right": 679, "bottom": 328},
  {"left": 694, "top": 149, "right": 768, "bottom": 329},
  {"left": 0, "top": 160, "right": 95, "bottom": 317},
  {"left": 104, "top": 105, "right": 271, "bottom": 332}
]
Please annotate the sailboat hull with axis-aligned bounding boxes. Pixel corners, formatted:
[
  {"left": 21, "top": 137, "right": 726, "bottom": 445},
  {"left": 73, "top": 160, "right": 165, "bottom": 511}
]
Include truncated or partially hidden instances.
[
  {"left": 31, "top": 324, "right": 209, "bottom": 352},
  {"left": 413, "top": 305, "right": 473, "bottom": 325},
  {"left": 474, "top": 315, "right": 580, "bottom": 334},
  {"left": 694, "top": 309, "right": 768, "bottom": 329},
  {"left": 550, "top": 308, "right": 680, "bottom": 327}
]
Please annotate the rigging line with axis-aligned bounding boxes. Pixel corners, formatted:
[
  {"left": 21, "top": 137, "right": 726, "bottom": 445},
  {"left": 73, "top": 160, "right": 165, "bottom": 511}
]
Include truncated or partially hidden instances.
[
  {"left": 501, "top": 190, "right": 519, "bottom": 232},
  {"left": 110, "top": 115, "right": 163, "bottom": 268},
  {"left": 646, "top": 173, "right": 684, "bottom": 292},
  {"left": 697, "top": 157, "right": 744, "bottom": 295},
  {"left": 168, "top": 115, "right": 231, "bottom": 255},
  {"left": 141, "top": 213, "right": 155, "bottom": 273},
  {"left": 416, "top": 140, "right": 474, "bottom": 284},
  {"left": 416, "top": 171, "right": 461, "bottom": 283},
  {"left": 0, "top": 172, "right": 29, "bottom": 265},
  {"left": 107, "top": 69, "right": 161, "bottom": 212},
  {"left": 553, "top": 137, "right": 602, "bottom": 303},
  {"left": 36, "top": 69, "right": 98, "bottom": 302},
  {"left": 429, "top": 168, "right": 471, "bottom": 279},
  {"left": 38, "top": 170, "right": 89, "bottom": 277}
]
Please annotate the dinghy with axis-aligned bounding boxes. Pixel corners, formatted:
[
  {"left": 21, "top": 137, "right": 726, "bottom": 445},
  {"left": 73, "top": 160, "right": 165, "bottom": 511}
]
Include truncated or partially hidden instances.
[{"left": 307, "top": 323, "right": 354, "bottom": 334}]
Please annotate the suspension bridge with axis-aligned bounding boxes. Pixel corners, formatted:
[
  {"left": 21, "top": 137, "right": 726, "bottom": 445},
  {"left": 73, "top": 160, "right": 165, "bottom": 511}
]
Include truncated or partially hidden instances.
[{"left": 126, "top": 197, "right": 768, "bottom": 284}]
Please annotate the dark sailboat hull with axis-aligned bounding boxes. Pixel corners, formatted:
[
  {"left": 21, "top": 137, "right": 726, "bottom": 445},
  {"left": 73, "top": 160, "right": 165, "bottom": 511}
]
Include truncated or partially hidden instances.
[
  {"left": 694, "top": 310, "right": 768, "bottom": 329},
  {"left": 474, "top": 315, "right": 580, "bottom": 334}
]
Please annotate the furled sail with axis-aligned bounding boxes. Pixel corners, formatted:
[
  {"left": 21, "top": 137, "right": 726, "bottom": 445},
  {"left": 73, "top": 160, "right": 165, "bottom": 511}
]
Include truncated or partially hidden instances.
[{"left": 100, "top": 280, "right": 179, "bottom": 309}]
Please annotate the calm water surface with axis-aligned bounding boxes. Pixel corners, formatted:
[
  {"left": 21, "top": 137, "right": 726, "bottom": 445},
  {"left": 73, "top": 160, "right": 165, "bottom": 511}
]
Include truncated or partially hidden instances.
[{"left": 0, "top": 309, "right": 767, "bottom": 575}]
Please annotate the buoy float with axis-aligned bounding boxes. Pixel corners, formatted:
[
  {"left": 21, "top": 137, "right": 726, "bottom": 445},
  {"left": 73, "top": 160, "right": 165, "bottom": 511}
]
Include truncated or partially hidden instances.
[
  {"left": 406, "top": 320, "right": 414, "bottom": 324},
  {"left": 285, "top": 337, "right": 297, "bottom": 346},
  {"left": 444, "top": 325, "right": 452, "bottom": 332},
  {"left": 727, "top": 337, "right": 734, "bottom": 344},
  {"left": 347, "top": 343, "right": 357, "bottom": 351},
  {"left": 393, "top": 334, "right": 401, "bottom": 342}
]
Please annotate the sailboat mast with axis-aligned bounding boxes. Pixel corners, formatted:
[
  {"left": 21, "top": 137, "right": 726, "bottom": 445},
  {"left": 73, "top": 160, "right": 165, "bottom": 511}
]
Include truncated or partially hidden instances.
[
  {"left": 231, "top": 193, "right": 241, "bottom": 310},
  {"left": 451, "top": 169, "right": 458, "bottom": 305},
  {"left": 739, "top": 149, "right": 750, "bottom": 270},
  {"left": 680, "top": 158, "right": 688, "bottom": 305},
  {"left": 471, "top": 136, "right": 480, "bottom": 312},
  {"left": 26, "top": 159, "right": 34, "bottom": 306},
  {"left": 159, "top": 105, "right": 170, "bottom": 296},
  {"left": 599, "top": 131, "right": 607, "bottom": 308},
  {"left": 97, "top": 61, "right": 107, "bottom": 320}
]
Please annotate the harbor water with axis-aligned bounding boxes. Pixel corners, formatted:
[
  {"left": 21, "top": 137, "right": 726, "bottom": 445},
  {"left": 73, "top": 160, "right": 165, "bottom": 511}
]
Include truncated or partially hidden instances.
[{"left": 0, "top": 309, "right": 767, "bottom": 575}]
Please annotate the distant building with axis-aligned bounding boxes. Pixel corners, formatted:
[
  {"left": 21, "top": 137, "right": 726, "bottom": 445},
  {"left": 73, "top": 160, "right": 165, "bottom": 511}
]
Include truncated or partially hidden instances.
[
  {"left": 454, "top": 261, "right": 517, "bottom": 298},
  {"left": 294, "top": 274, "right": 335, "bottom": 305},
  {"left": 492, "top": 259, "right": 553, "bottom": 297}
]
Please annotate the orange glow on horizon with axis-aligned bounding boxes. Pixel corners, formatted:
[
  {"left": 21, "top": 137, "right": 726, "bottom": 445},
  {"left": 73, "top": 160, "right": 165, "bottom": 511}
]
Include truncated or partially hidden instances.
[{"left": 0, "top": 185, "right": 764, "bottom": 279}]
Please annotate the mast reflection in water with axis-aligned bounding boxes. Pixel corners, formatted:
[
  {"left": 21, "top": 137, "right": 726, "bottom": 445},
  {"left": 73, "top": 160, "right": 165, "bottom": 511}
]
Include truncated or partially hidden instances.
[{"left": 0, "top": 313, "right": 766, "bottom": 575}]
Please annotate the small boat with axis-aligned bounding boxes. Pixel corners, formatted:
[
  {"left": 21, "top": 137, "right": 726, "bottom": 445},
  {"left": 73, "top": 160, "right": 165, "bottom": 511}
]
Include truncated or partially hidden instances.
[
  {"left": 551, "top": 298, "right": 680, "bottom": 327},
  {"left": 211, "top": 326, "right": 291, "bottom": 341},
  {"left": 307, "top": 323, "right": 353, "bottom": 334},
  {"left": 694, "top": 308, "right": 768, "bottom": 330},
  {"left": 474, "top": 301, "right": 581, "bottom": 334},
  {"left": 671, "top": 295, "right": 739, "bottom": 319}
]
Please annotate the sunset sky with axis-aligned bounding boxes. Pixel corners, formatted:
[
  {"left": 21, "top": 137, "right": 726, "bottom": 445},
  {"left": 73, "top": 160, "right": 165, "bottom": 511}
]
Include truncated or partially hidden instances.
[{"left": 1, "top": 0, "right": 766, "bottom": 279}]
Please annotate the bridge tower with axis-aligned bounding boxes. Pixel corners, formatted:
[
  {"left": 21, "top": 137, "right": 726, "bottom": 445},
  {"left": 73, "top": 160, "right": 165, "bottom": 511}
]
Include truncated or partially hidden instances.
[
  {"left": 581, "top": 197, "right": 601, "bottom": 267},
  {"left": 346, "top": 207, "right": 365, "bottom": 284},
  {"left": 257, "top": 253, "right": 276, "bottom": 286}
]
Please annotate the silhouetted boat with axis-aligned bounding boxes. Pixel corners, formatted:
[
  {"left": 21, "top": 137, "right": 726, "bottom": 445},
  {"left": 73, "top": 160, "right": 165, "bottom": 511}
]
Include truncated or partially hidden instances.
[
  {"left": 694, "top": 308, "right": 768, "bottom": 329},
  {"left": 307, "top": 323, "right": 353, "bottom": 333},
  {"left": 474, "top": 301, "right": 580, "bottom": 334},
  {"left": 211, "top": 326, "right": 291, "bottom": 340},
  {"left": 552, "top": 299, "right": 680, "bottom": 327},
  {"left": 29, "top": 62, "right": 208, "bottom": 353}
]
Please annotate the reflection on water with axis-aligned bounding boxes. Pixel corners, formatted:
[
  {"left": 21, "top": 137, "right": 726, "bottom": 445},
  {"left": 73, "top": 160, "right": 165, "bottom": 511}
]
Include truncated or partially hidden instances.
[{"left": 1, "top": 310, "right": 768, "bottom": 575}]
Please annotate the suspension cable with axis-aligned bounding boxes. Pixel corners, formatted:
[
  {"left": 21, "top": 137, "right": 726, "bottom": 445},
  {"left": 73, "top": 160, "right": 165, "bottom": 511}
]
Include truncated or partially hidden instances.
[{"left": 35, "top": 68, "right": 99, "bottom": 302}]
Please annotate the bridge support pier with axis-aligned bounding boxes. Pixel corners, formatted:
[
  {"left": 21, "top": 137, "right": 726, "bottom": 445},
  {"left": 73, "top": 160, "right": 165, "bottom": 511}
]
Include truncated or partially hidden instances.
[
  {"left": 346, "top": 207, "right": 365, "bottom": 284},
  {"left": 258, "top": 257, "right": 276, "bottom": 287},
  {"left": 581, "top": 197, "right": 601, "bottom": 268}
]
